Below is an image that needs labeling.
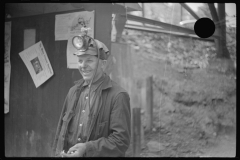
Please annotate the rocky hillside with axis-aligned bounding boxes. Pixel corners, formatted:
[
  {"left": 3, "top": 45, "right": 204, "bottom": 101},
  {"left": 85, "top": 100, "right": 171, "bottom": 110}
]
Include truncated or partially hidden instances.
[{"left": 121, "top": 28, "right": 236, "bottom": 157}]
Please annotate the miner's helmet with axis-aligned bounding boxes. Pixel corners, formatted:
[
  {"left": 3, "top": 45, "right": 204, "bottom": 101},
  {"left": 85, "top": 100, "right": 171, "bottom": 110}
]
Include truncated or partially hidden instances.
[{"left": 71, "top": 34, "right": 110, "bottom": 60}]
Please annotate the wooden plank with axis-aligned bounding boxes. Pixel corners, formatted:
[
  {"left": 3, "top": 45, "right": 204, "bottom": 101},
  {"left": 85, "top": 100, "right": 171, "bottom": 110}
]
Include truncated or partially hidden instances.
[
  {"left": 145, "top": 76, "right": 153, "bottom": 132},
  {"left": 38, "top": 14, "right": 57, "bottom": 156},
  {"left": 4, "top": 19, "right": 22, "bottom": 157},
  {"left": 123, "top": 14, "right": 220, "bottom": 39},
  {"left": 50, "top": 33, "right": 61, "bottom": 156},
  {"left": 94, "top": 3, "right": 112, "bottom": 53},
  {"left": 15, "top": 19, "right": 26, "bottom": 157},
  {"left": 17, "top": 18, "right": 34, "bottom": 157},
  {"left": 24, "top": 16, "right": 43, "bottom": 156},
  {"left": 132, "top": 108, "right": 141, "bottom": 157},
  {"left": 23, "top": 18, "right": 38, "bottom": 157},
  {"left": 141, "top": 118, "right": 145, "bottom": 150},
  {"left": 124, "top": 14, "right": 195, "bottom": 34},
  {"left": 217, "top": 3, "right": 230, "bottom": 58},
  {"left": 16, "top": 38, "right": 28, "bottom": 156},
  {"left": 21, "top": 16, "right": 41, "bottom": 157},
  {"left": 115, "top": 13, "right": 127, "bottom": 42},
  {"left": 208, "top": 3, "right": 219, "bottom": 23},
  {"left": 140, "top": 83, "right": 146, "bottom": 149},
  {"left": 6, "top": 7, "right": 85, "bottom": 21},
  {"left": 180, "top": 3, "right": 200, "bottom": 20},
  {"left": 26, "top": 55, "right": 34, "bottom": 157},
  {"left": 30, "top": 73, "right": 43, "bottom": 157},
  {"left": 125, "top": 24, "right": 215, "bottom": 41}
]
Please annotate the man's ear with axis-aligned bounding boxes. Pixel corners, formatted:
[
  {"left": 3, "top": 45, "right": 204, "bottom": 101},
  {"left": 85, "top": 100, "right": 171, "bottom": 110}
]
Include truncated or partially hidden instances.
[
  {"left": 101, "top": 60, "right": 108, "bottom": 72},
  {"left": 101, "top": 60, "right": 107, "bottom": 69}
]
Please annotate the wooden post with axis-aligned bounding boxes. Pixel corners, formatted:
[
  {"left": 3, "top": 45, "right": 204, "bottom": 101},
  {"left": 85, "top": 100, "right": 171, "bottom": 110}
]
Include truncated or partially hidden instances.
[
  {"left": 145, "top": 76, "right": 153, "bottom": 132},
  {"left": 114, "top": 13, "right": 127, "bottom": 42},
  {"left": 140, "top": 86, "right": 145, "bottom": 149},
  {"left": 132, "top": 108, "right": 141, "bottom": 157},
  {"left": 208, "top": 3, "right": 222, "bottom": 58},
  {"left": 217, "top": 3, "right": 230, "bottom": 58},
  {"left": 140, "top": 117, "right": 145, "bottom": 149}
]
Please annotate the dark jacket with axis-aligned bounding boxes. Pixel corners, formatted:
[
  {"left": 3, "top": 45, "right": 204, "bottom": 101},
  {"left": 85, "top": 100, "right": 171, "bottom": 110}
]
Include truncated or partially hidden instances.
[{"left": 52, "top": 75, "right": 131, "bottom": 157}]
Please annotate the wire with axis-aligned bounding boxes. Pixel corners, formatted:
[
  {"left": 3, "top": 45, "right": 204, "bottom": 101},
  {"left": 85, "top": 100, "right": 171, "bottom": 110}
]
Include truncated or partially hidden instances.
[
  {"left": 88, "top": 38, "right": 99, "bottom": 109},
  {"left": 86, "top": 38, "right": 99, "bottom": 142}
]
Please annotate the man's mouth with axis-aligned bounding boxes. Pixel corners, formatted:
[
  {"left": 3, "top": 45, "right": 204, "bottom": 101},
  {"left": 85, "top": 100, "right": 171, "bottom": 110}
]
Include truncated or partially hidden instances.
[{"left": 82, "top": 70, "right": 92, "bottom": 74}]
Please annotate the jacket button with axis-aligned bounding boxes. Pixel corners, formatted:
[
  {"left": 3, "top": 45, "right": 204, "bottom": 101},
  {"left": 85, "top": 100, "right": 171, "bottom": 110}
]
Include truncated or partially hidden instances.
[
  {"left": 78, "top": 138, "right": 81, "bottom": 141},
  {"left": 79, "top": 124, "right": 82, "bottom": 127},
  {"left": 82, "top": 110, "right": 85, "bottom": 113},
  {"left": 86, "top": 96, "right": 88, "bottom": 99}
]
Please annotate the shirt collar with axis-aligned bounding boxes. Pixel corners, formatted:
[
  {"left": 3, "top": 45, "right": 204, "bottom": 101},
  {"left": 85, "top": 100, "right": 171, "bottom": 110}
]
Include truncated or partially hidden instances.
[
  {"left": 82, "top": 73, "right": 105, "bottom": 91},
  {"left": 74, "top": 73, "right": 112, "bottom": 91}
]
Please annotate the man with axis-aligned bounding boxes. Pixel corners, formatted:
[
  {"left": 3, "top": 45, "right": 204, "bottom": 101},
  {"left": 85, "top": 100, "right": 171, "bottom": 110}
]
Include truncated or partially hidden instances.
[
  {"left": 32, "top": 59, "right": 42, "bottom": 74},
  {"left": 52, "top": 36, "right": 131, "bottom": 157}
]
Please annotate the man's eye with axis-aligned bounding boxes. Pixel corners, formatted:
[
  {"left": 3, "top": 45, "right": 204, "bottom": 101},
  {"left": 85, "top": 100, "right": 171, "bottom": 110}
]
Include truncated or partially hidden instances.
[{"left": 78, "top": 60, "right": 83, "bottom": 63}]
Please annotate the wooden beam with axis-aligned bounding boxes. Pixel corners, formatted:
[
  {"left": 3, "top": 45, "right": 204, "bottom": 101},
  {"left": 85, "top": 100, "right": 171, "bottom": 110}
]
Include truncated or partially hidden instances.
[
  {"left": 208, "top": 3, "right": 222, "bottom": 59},
  {"left": 218, "top": 3, "right": 226, "bottom": 24},
  {"left": 217, "top": 3, "right": 230, "bottom": 58},
  {"left": 125, "top": 24, "right": 215, "bottom": 41},
  {"left": 124, "top": 14, "right": 195, "bottom": 34},
  {"left": 180, "top": 3, "right": 200, "bottom": 20},
  {"left": 114, "top": 14, "right": 127, "bottom": 42},
  {"left": 123, "top": 14, "right": 219, "bottom": 39},
  {"left": 94, "top": 3, "right": 112, "bottom": 51},
  {"left": 145, "top": 76, "right": 153, "bottom": 132},
  {"left": 208, "top": 3, "right": 219, "bottom": 22},
  {"left": 132, "top": 108, "right": 141, "bottom": 157}
]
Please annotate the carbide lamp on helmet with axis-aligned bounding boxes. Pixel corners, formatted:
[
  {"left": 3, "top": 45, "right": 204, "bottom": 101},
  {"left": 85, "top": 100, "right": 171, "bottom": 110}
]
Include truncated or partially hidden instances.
[
  {"left": 72, "top": 35, "right": 90, "bottom": 51},
  {"left": 72, "top": 27, "right": 92, "bottom": 51}
]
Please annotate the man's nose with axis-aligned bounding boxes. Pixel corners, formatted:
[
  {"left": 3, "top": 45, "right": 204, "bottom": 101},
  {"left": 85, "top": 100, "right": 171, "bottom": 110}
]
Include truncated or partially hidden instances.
[{"left": 79, "top": 61, "right": 87, "bottom": 69}]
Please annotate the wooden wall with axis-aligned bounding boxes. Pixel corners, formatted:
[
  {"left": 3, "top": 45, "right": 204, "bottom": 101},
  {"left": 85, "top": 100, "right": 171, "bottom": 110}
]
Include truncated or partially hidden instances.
[
  {"left": 110, "top": 42, "right": 144, "bottom": 157},
  {"left": 4, "top": 4, "right": 112, "bottom": 157}
]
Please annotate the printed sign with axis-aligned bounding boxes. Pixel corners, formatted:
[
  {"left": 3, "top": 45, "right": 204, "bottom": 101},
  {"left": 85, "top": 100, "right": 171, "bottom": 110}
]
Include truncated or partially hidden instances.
[{"left": 55, "top": 11, "right": 94, "bottom": 40}]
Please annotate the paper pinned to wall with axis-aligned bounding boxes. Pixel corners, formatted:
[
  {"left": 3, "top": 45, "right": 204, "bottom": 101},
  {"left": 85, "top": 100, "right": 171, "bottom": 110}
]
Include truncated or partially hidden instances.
[
  {"left": 19, "top": 41, "right": 54, "bottom": 88},
  {"left": 55, "top": 11, "right": 94, "bottom": 40},
  {"left": 5, "top": 21, "right": 11, "bottom": 114}
]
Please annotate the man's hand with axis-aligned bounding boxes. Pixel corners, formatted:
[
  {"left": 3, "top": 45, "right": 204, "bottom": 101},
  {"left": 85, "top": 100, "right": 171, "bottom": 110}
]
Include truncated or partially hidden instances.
[{"left": 60, "top": 143, "right": 87, "bottom": 157}]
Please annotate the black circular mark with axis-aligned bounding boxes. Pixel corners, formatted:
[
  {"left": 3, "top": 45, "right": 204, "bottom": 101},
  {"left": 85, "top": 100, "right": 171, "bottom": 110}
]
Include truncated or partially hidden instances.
[{"left": 194, "top": 17, "right": 215, "bottom": 38}]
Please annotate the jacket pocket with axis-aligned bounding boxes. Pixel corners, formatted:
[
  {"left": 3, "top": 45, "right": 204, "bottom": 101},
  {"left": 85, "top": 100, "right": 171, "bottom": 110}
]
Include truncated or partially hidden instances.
[
  {"left": 97, "top": 121, "right": 109, "bottom": 137},
  {"left": 60, "top": 111, "right": 75, "bottom": 137}
]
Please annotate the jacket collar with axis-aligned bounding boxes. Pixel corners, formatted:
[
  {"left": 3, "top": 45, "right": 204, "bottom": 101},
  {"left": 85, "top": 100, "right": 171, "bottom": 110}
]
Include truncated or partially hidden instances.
[{"left": 101, "top": 74, "right": 112, "bottom": 90}]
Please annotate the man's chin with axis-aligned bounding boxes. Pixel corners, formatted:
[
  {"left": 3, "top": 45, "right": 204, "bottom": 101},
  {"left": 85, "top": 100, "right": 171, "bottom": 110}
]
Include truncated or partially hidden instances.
[{"left": 82, "top": 76, "right": 92, "bottom": 82}]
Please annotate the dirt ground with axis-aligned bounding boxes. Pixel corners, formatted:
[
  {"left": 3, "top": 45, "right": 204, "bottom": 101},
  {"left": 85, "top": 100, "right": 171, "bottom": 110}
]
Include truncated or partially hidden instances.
[{"left": 130, "top": 47, "right": 236, "bottom": 157}]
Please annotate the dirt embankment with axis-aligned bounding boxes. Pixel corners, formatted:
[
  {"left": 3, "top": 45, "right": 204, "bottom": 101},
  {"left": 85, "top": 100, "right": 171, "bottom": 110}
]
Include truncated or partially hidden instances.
[
  {"left": 121, "top": 28, "right": 236, "bottom": 157},
  {"left": 135, "top": 55, "right": 236, "bottom": 157}
]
